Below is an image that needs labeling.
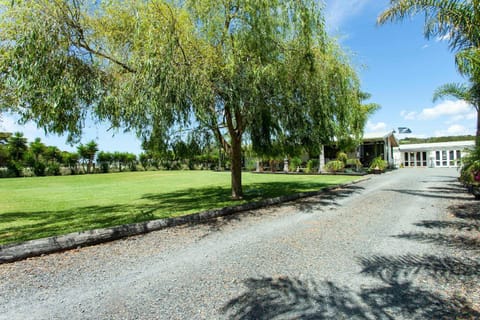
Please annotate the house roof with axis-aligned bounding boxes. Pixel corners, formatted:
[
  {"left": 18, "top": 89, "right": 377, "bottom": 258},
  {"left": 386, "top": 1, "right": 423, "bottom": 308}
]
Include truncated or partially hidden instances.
[
  {"left": 363, "top": 131, "right": 399, "bottom": 147},
  {"left": 398, "top": 140, "right": 475, "bottom": 152}
]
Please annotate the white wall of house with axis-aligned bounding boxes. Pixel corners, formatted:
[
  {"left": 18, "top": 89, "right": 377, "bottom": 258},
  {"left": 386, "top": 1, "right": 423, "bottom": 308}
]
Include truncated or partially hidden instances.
[{"left": 394, "top": 141, "right": 474, "bottom": 168}]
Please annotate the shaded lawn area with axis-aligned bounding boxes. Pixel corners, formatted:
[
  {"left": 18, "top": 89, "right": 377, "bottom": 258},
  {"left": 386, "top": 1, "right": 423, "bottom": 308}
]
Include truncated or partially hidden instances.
[{"left": 0, "top": 171, "right": 361, "bottom": 245}]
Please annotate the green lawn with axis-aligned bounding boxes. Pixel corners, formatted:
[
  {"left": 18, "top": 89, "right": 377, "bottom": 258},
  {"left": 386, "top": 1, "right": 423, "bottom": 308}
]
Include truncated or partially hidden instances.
[{"left": 0, "top": 171, "right": 361, "bottom": 245}]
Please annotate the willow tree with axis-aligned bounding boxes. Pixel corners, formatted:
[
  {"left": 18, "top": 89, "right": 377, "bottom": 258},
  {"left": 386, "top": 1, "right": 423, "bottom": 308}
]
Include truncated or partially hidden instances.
[{"left": 1, "top": 0, "right": 369, "bottom": 199}]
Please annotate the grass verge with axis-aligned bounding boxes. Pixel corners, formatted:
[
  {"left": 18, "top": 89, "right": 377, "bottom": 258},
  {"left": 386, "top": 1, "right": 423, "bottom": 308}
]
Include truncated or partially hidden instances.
[{"left": 1, "top": 171, "right": 361, "bottom": 245}]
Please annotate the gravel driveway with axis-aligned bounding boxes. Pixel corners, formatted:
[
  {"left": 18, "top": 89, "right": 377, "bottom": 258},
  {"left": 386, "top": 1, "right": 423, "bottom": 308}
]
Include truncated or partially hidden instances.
[{"left": 1, "top": 168, "right": 479, "bottom": 319}]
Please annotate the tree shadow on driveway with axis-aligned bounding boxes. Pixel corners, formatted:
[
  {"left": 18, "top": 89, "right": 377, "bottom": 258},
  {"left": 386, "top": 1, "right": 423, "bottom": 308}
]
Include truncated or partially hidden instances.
[
  {"left": 385, "top": 188, "right": 475, "bottom": 201},
  {"left": 222, "top": 183, "right": 480, "bottom": 319},
  {"left": 414, "top": 220, "right": 480, "bottom": 232},
  {"left": 221, "top": 273, "right": 478, "bottom": 319},
  {"left": 291, "top": 185, "right": 364, "bottom": 213},
  {"left": 182, "top": 184, "right": 364, "bottom": 237}
]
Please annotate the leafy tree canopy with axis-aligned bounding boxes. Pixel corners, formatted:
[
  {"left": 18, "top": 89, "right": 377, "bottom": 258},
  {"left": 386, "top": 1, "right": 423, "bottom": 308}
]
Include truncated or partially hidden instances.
[{"left": 0, "top": 0, "right": 375, "bottom": 198}]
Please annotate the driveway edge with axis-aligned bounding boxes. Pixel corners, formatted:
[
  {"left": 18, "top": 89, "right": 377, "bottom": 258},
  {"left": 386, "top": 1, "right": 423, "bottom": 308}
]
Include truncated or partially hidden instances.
[{"left": 0, "top": 177, "right": 370, "bottom": 263}]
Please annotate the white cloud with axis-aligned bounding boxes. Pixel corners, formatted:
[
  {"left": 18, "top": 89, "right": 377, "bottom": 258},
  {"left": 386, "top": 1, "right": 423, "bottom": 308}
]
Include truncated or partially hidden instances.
[
  {"left": 434, "top": 124, "right": 472, "bottom": 137},
  {"left": 324, "top": 0, "right": 374, "bottom": 31},
  {"left": 447, "top": 110, "right": 477, "bottom": 123},
  {"left": 401, "top": 100, "right": 473, "bottom": 122},
  {"left": 366, "top": 121, "right": 387, "bottom": 132},
  {"left": 400, "top": 110, "right": 418, "bottom": 121},
  {"left": 418, "top": 100, "right": 471, "bottom": 120}
]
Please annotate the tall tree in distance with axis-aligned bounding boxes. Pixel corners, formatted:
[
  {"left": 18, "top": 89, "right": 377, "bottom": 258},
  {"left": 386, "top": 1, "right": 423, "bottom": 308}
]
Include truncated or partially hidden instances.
[
  {"left": 1, "top": 0, "right": 372, "bottom": 199},
  {"left": 77, "top": 141, "right": 98, "bottom": 174},
  {"left": 7, "top": 132, "right": 27, "bottom": 161},
  {"left": 378, "top": 0, "right": 480, "bottom": 145}
]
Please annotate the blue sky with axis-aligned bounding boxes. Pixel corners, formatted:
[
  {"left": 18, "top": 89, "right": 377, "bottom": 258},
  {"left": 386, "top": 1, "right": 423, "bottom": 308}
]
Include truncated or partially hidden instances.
[{"left": 1, "top": 0, "right": 475, "bottom": 154}]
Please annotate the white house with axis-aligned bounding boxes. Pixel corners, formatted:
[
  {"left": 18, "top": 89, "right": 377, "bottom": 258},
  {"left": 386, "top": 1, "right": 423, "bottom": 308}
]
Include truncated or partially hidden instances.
[{"left": 394, "top": 140, "right": 475, "bottom": 168}]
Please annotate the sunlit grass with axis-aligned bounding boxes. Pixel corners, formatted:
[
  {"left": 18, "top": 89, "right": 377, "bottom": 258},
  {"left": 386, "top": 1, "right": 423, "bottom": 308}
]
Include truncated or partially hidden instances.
[{"left": 0, "top": 171, "right": 361, "bottom": 245}]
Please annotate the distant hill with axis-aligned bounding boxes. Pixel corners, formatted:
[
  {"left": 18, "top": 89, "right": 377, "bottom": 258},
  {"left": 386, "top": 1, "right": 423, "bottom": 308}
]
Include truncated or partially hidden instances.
[{"left": 399, "top": 135, "right": 476, "bottom": 145}]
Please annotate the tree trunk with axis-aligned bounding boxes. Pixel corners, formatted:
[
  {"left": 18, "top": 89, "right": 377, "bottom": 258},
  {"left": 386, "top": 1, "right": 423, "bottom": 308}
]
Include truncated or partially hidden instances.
[
  {"left": 476, "top": 109, "right": 480, "bottom": 147},
  {"left": 230, "top": 135, "right": 243, "bottom": 200}
]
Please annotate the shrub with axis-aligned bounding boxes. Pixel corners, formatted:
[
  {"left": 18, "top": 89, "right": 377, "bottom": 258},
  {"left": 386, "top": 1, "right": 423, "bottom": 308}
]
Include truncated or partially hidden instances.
[
  {"left": 7, "top": 161, "right": 23, "bottom": 177},
  {"left": 336, "top": 152, "right": 348, "bottom": 164},
  {"left": 33, "top": 161, "right": 46, "bottom": 176},
  {"left": 289, "top": 157, "right": 302, "bottom": 172},
  {"left": 46, "top": 163, "right": 61, "bottom": 176},
  {"left": 245, "top": 158, "right": 257, "bottom": 171},
  {"left": 305, "top": 159, "right": 315, "bottom": 173},
  {"left": 462, "top": 161, "right": 480, "bottom": 184},
  {"left": 369, "top": 156, "right": 388, "bottom": 172},
  {"left": 346, "top": 158, "right": 362, "bottom": 171},
  {"left": 99, "top": 162, "right": 110, "bottom": 173},
  {"left": 324, "top": 160, "right": 345, "bottom": 173},
  {"left": 459, "top": 146, "right": 480, "bottom": 182}
]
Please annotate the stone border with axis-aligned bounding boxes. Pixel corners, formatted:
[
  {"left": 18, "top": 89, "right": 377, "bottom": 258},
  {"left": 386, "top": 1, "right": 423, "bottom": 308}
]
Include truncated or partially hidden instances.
[{"left": 0, "top": 177, "right": 370, "bottom": 264}]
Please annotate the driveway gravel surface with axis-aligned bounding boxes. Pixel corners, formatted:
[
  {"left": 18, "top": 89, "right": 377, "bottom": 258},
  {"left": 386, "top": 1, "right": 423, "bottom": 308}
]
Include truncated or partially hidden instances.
[{"left": 1, "top": 168, "right": 479, "bottom": 319}]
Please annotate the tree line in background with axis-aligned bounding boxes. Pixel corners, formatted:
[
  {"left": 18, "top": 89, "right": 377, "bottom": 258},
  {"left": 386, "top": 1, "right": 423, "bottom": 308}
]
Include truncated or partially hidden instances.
[
  {"left": 1, "top": 130, "right": 363, "bottom": 178},
  {"left": 399, "top": 135, "right": 476, "bottom": 145},
  {"left": 0, "top": 131, "right": 241, "bottom": 178},
  {"left": 0, "top": 132, "right": 138, "bottom": 177}
]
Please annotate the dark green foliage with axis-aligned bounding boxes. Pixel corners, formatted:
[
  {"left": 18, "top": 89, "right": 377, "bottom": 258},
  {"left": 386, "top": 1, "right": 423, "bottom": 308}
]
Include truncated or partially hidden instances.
[
  {"left": 289, "top": 157, "right": 302, "bottom": 172},
  {"left": 305, "top": 159, "right": 319, "bottom": 174},
  {"left": 346, "top": 158, "right": 362, "bottom": 171},
  {"left": 7, "top": 160, "right": 23, "bottom": 177},
  {"left": 459, "top": 146, "right": 480, "bottom": 185},
  {"left": 7, "top": 132, "right": 27, "bottom": 161},
  {"left": 0, "top": 145, "right": 9, "bottom": 167},
  {"left": 33, "top": 161, "right": 46, "bottom": 177},
  {"left": 46, "top": 163, "right": 61, "bottom": 176},
  {"left": 369, "top": 156, "right": 388, "bottom": 172},
  {"left": 324, "top": 160, "right": 345, "bottom": 173},
  {"left": 0, "top": 0, "right": 375, "bottom": 199},
  {"left": 336, "top": 152, "right": 348, "bottom": 165}
]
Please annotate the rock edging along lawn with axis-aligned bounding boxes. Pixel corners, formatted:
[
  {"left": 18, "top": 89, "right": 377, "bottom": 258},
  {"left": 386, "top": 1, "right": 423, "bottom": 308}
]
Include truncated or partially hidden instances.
[{"left": 0, "top": 178, "right": 369, "bottom": 264}]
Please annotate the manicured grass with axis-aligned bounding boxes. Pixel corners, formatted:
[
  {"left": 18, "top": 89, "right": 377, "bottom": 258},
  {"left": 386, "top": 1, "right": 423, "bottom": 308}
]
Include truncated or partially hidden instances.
[{"left": 0, "top": 171, "right": 361, "bottom": 245}]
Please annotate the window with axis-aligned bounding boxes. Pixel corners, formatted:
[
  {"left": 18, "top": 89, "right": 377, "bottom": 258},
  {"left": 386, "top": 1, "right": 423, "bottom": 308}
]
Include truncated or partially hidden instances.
[
  {"left": 410, "top": 152, "right": 416, "bottom": 167},
  {"left": 456, "top": 150, "right": 462, "bottom": 166},
  {"left": 436, "top": 151, "right": 441, "bottom": 167},
  {"left": 442, "top": 150, "right": 447, "bottom": 166},
  {"left": 422, "top": 152, "right": 427, "bottom": 167},
  {"left": 449, "top": 150, "right": 455, "bottom": 166},
  {"left": 404, "top": 153, "right": 409, "bottom": 167}
]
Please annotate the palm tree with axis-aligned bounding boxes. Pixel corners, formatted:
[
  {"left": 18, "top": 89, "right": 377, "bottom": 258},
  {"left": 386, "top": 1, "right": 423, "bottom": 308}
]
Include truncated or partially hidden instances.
[
  {"left": 85, "top": 140, "right": 99, "bottom": 174},
  {"left": 6, "top": 132, "right": 28, "bottom": 176},
  {"left": 378, "top": 0, "right": 480, "bottom": 145},
  {"left": 77, "top": 141, "right": 98, "bottom": 173},
  {"left": 433, "top": 80, "right": 480, "bottom": 145},
  {"left": 378, "top": 0, "right": 480, "bottom": 76},
  {"left": 77, "top": 144, "right": 88, "bottom": 173},
  {"left": 29, "top": 138, "right": 46, "bottom": 162},
  {"left": 7, "top": 132, "right": 28, "bottom": 161}
]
